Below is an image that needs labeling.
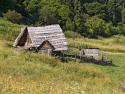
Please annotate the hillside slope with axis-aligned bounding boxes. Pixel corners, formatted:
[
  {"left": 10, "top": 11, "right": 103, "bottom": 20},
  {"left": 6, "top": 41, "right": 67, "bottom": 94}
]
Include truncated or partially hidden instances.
[
  {"left": 0, "top": 18, "right": 22, "bottom": 41},
  {"left": 0, "top": 40, "right": 125, "bottom": 94},
  {"left": 0, "top": 19, "right": 125, "bottom": 94}
]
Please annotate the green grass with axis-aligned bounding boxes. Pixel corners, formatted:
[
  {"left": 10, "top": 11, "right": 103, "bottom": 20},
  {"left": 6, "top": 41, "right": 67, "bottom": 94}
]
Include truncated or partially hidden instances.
[
  {"left": 0, "top": 40, "right": 125, "bottom": 94},
  {"left": 100, "top": 52, "right": 125, "bottom": 81},
  {"left": 0, "top": 18, "right": 22, "bottom": 41},
  {"left": 0, "top": 19, "right": 125, "bottom": 94},
  {"left": 68, "top": 35, "right": 125, "bottom": 52}
]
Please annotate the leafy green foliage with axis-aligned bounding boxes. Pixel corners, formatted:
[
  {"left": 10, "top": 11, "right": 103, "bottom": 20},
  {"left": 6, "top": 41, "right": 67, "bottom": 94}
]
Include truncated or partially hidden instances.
[
  {"left": 0, "top": 14, "right": 125, "bottom": 93},
  {"left": 85, "top": 16, "right": 111, "bottom": 37},
  {"left": 0, "top": 0, "right": 16, "bottom": 15},
  {"left": 121, "top": 6, "right": 125, "bottom": 23},
  {"left": 3, "top": 10, "right": 23, "bottom": 24},
  {"left": 1, "top": 0, "right": 125, "bottom": 37},
  {"left": 0, "top": 18, "right": 22, "bottom": 41},
  {"left": 65, "top": 31, "right": 82, "bottom": 39},
  {"left": 84, "top": 2, "right": 106, "bottom": 17}
]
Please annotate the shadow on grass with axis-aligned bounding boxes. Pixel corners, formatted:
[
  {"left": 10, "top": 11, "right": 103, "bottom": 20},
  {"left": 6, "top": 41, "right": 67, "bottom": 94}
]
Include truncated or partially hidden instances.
[
  {"left": 80, "top": 61, "right": 118, "bottom": 67},
  {"left": 5, "top": 42, "right": 13, "bottom": 48},
  {"left": 57, "top": 54, "right": 118, "bottom": 67}
]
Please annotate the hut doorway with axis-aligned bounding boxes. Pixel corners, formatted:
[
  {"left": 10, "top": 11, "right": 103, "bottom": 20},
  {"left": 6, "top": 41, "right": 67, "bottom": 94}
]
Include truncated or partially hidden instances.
[
  {"left": 38, "top": 40, "right": 55, "bottom": 55},
  {"left": 16, "top": 28, "right": 28, "bottom": 47}
]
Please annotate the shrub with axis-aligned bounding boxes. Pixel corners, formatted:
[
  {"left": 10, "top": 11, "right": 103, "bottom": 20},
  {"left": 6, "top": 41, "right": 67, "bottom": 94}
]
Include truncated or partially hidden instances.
[
  {"left": 110, "top": 24, "right": 125, "bottom": 35},
  {"left": 118, "top": 24, "right": 125, "bottom": 35},
  {"left": 110, "top": 26, "right": 120, "bottom": 35},
  {"left": 65, "top": 31, "right": 82, "bottom": 39},
  {"left": 3, "top": 10, "right": 23, "bottom": 24}
]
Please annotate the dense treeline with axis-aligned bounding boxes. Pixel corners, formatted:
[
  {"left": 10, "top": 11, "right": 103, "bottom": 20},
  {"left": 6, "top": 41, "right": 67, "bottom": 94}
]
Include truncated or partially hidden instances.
[{"left": 0, "top": 0, "right": 125, "bottom": 38}]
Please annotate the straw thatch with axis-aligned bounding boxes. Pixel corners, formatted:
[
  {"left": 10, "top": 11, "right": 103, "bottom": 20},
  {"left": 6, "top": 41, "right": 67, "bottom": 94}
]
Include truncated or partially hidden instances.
[{"left": 13, "top": 24, "right": 68, "bottom": 52}]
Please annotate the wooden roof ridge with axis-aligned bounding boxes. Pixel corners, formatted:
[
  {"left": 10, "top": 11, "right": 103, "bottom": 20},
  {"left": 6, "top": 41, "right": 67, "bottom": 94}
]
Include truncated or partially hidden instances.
[{"left": 27, "top": 24, "right": 60, "bottom": 28}]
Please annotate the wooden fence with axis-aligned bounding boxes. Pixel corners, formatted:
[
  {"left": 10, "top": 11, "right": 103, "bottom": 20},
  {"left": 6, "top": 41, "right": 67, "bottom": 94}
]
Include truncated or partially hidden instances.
[{"left": 55, "top": 53, "right": 112, "bottom": 65}]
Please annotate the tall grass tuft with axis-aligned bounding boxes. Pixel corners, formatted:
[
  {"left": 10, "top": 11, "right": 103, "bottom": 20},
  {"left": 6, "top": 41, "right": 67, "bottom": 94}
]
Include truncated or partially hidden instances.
[
  {"left": 68, "top": 35, "right": 125, "bottom": 52},
  {"left": 0, "top": 40, "right": 124, "bottom": 94},
  {"left": 0, "top": 19, "right": 125, "bottom": 94},
  {"left": 0, "top": 18, "right": 22, "bottom": 41}
]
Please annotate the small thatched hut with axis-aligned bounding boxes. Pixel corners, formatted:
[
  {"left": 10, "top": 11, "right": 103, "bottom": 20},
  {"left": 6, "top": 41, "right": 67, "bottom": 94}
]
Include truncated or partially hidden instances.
[{"left": 13, "top": 24, "right": 68, "bottom": 55}]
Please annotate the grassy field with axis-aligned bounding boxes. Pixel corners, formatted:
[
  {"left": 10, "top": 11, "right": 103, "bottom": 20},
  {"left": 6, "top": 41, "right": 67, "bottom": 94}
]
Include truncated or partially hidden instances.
[
  {"left": 0, "top": 40, "right": 125, "bottom": 94},
  {"left": 0, "top": 18, "right": 21, "bottom": 41},
  {"left": 0, "top": 19, "right": 125, "bottom": 94},
  {"left": 68, "top": 35, "right": 125, "bottom": 52}
]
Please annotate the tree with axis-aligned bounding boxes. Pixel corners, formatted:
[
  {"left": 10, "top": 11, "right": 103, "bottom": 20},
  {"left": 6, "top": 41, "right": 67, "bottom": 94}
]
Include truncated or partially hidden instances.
[
  {"left": 84, "top": 2, "right": 106, "bottom": 18},
  {"left": 38, "top": 6, "right": 58, "bottom": 25},
  {"left": 121, "top": 6, "right": 125, "bottom": 24},
  {"left": 74, "top": 0, "right": 84, "bottom": 33},
  {"left": 85, "top": 16, "right": 111, "bottom": 37},
  {"left": 0, "top": 0, "right": 16, "bottom": 15},
  {"left": 106, "top": 0, "right": 122, "bottom": 25}
]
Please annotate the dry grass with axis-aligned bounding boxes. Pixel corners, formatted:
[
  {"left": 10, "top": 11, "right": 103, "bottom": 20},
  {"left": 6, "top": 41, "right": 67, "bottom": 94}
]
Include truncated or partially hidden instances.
[
  {"left": 0, "top": 19, "right": 125, "bottom": 94},
  {"left": 0, "top": 40, "right": 124, "bottom": 94},
  {"left": 68, "top": 35, "right": 125, "bottom": 52}
]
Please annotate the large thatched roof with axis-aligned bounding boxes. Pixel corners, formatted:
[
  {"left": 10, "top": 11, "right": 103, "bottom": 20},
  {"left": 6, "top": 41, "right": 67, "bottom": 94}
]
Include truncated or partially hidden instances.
[{"left": 13, "top": 24, "right": 68, "bottom": 51}]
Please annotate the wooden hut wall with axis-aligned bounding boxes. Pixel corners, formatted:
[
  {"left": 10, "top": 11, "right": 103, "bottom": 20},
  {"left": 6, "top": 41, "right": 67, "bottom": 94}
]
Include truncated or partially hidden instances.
[
  {"left": 24, "top": 33, "right": 32, "bottom": 46},
  {"left": 38, "top": 41, "right": 54, "bottom": 55},
  {"left": 84, "top": 49, "right": 100, "bottom": 55},
  {"left": 83, "top": 49, "right": 100, "bottom": 60}
]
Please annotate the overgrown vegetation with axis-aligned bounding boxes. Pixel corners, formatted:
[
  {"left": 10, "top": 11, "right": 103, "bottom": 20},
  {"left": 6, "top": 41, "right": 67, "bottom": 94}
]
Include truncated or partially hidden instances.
[
  {"left": 68, "top": 35, "right": 125, "bottom": 52},
  {"left": 0, "top": 19, "right": 125, "bottom": 94},
  {"left": 0, "top": 18, "right": 22, "bottom": 41},
  {"left": 3, "top": 10, "right": 23, "bottom": 24},
  {"left": 0, "top": 40, "right": 125, "bottom": 94},
  {"left": 1, "top": 0, "right": 125, "bottom": 37},
  {"left": 0, "top": 0, "right": 125, "bottom": 93}
]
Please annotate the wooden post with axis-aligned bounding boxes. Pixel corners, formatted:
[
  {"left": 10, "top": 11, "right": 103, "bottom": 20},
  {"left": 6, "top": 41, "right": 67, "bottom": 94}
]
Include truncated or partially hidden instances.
[
  {"left": 62, "top": 51, "right": 65, "bottom": 62},
  {"left": 75, "top": 54, "right": 77, "bottom": 62}
]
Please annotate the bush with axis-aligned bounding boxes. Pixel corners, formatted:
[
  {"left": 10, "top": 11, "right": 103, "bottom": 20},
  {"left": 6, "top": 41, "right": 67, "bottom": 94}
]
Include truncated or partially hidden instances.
[
  {"left": 110, "top": 24, "right": 125, "bottom": 35},
  {"left": 118, "top": 24, "right": 125, "bottom": 35},
  {"left": 110, "top": 26, "right": 120, "bottom": 35},
  {"left": 65, "top": 31, "right": 82, "bottom": 39},
  {"left": 3, "top": 10, "right": 23, "bottom": 24}
]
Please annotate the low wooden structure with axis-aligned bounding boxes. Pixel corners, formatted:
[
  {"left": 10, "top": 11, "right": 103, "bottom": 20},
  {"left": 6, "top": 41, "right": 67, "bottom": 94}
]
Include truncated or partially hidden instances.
[
  {"left": 81, "top": 48, "right": 112, "bottom": 65},
  {"left": 57, "top": 48, "right": 112, "bottom": 65},
  {"left": 83, "top": 48, "right": 101, "bottom": 60},
  {"left": 13, "top": 24, "right": 68, "bottom": 55}
]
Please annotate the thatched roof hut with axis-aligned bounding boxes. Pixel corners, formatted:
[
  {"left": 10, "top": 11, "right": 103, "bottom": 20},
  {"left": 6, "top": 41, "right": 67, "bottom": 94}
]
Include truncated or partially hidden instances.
[{"left": 13, "top": 24, "right": 68, "bottom": 54}]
